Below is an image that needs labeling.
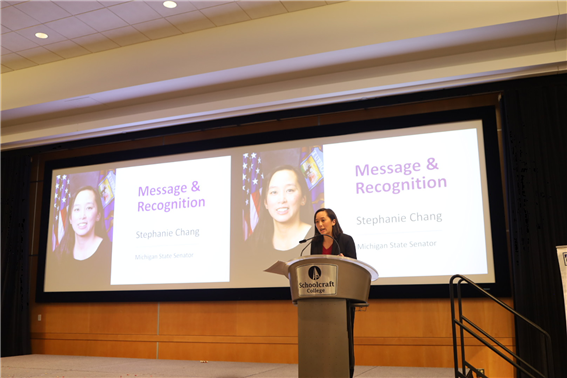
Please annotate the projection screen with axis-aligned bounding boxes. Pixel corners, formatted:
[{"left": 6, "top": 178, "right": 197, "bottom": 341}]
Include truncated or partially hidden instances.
[{"left": 37, "top": 110, "right": 509, "bottom": 301}]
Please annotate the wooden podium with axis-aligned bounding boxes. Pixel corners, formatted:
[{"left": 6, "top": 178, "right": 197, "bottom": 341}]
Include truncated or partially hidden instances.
[{"left": 268, "top": 255, "right": 378, "bottom": 378}]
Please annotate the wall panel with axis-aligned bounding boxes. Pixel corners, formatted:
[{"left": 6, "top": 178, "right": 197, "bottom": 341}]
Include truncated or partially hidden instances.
[{"left": 159, "top": 302, "right": 240, "bottom": 336}]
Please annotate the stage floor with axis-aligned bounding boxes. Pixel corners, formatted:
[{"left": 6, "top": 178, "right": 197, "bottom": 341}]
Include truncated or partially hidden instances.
[{"left": 1, "top": 355, "right": 454, "bottom": 378}]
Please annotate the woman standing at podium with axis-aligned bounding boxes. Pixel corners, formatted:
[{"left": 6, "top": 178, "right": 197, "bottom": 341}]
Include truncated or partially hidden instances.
[
  {"left": 310, "top": 208, "right": 357, "bottom": 378},
  {"left": 310, "top": 208, "right": 356, "bottom": 259}
]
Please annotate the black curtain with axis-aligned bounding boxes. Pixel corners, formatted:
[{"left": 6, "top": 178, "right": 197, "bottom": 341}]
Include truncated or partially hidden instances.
[
  {"left": 502, "top": 79, "right": 567, "bottom": 377},
  {"left": 1, "top": 152, "right": 32, "bottom": 357}
]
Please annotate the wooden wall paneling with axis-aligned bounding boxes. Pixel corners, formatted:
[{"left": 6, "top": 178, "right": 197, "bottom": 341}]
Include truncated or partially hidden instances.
[
  {"left": 234, "top": 300, "right": 298, "bottom": 337},
  {"left": 88, "top": 302, "right": 159, "bottom": 335},
  {"left": 158, "top": 341, "right": 239, "bottom": 362},
  {"left": 32, "top": 337, "right": 157, "bottom": 359},
  {"left": 31, "top": 338, "right": 89, "bottom": 356},
  {"left": 157, "top": 341, "right": 297, "bottom": 363},
  {"left": 159, "top": 302, "right": 239, "bottom": 336},
  {"left": 459, "top": 345, "right": 516, "bottom": 378},
  {"left": 86, "top": 340, "right": 157, "bottom": 359},
  {"left": 356, "top": 344, "right": 454, "bottom": 367},
  {"left": 356, "top": 344, "right": 514, "bottom": 377},
  {"left": 31, "top": 302, "right": 158, "bottom": 335},
  {"left": 357, "top": 299, "right": 453, "bottom": 338},
  {"left": 232, "top": 342, "right": 297, "bottom": 364},
  {"left": 457, "top": 298, "right": 515, "bottom": 338},
  {"left": 358, "top": 298, "right": 514, "bottom": 338},
  {"left": 31, "top": 303, "right": 92, "bottom": 334}
]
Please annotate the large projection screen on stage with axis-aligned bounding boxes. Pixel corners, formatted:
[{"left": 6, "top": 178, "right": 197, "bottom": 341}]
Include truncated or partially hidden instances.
[{"left": 36, "top": 108, "right": 509, "bottom": 302}]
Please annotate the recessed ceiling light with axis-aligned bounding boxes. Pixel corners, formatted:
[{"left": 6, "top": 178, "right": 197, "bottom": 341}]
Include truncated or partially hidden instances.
[
  {"left": 163, "top": 1, "right": 177, "bottom": 8},
  {"left": 35, "top": 32, "right": 49, "bottom": 39}
]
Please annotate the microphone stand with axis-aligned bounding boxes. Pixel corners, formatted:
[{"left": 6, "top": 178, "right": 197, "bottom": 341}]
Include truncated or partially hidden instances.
[{"left": 299, "top": 234, "right": 341, "bottom": 256}]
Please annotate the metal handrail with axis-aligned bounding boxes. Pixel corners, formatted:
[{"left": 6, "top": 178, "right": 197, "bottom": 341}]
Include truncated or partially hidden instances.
[{"left": 450, "top": 274, "right": 554, "bottom": 378}]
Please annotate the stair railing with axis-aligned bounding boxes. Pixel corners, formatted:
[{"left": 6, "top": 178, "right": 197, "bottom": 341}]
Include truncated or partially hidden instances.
[{"left": 450, "top": 274, "right": 554, "bottom": 378}]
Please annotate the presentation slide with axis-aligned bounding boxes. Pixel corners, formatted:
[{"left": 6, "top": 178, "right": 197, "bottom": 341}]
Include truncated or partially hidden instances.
[
  {"left": 41, "top": 119, "right": 496, "bottom": 294},
  {"left": 325, "top": 125, "right": 492, "bottom": 284},
  {"left": 111, "top": 156, "right": 231, "bottom": 285}
]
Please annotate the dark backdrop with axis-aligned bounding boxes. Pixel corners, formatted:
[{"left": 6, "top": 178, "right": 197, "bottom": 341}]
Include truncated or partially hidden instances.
[
  {"left": 502, "top": 81, "right": 567, "bottom": 377},
  {"left": 2, "top": 74, "right": 566, "bottom": 377},
  {"left": 1, "top": 152, "right": 32, "bottom": 357}
]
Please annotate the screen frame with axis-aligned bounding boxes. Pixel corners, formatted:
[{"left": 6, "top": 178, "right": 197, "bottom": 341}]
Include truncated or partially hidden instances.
[{"left": 35, "top": 106, "right": 510, "bottom": 302}]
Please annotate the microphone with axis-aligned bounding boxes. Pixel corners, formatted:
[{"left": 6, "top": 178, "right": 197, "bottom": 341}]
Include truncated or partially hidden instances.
[
  {"left": 299, "top": 235, "right": 321, "bottom": 256},
  {"left": 299, "top": 235, "right": 322, "bottom": 244},
  {"left": 298, "top": 234, "right": 341, "bottom": 256}
]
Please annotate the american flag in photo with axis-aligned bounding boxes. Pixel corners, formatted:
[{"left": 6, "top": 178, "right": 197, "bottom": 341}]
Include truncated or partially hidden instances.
[
  {"left": 98, "top": 170, "right": 115, "bottom": 242},
  {"left": 242, "top": 152, "right": 263, "bottom": 240},
  {"left": 52, "top": 174, "right": 71, "bottom": 251}
]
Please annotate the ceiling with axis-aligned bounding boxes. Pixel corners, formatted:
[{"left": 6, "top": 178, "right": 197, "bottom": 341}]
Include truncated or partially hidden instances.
[
  {"left": 1, "top": 1, "right": 566, "bottom": 151},
  {"left": 1, "top": 1, "right": 339, "bottom": 73}
]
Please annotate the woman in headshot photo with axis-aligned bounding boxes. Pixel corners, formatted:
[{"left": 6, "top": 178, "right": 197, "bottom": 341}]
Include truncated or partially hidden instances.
[
  {"left": 57, "top": 186, "right": 110, "bottom": 261},
  {"left": 253, "top": 165, "right": 314, "bottom": 253},
  {"left": 55, "top": 186, "right": 112, "bottom": 288}
]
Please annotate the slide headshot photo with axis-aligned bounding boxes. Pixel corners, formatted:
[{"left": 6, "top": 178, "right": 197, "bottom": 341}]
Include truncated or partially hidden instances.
[
  {"left": 46, "top": 170, "right": 115, "bottom": 291},
  {"left": 242, "top": 146, "right": 324, "bottom": 263}
]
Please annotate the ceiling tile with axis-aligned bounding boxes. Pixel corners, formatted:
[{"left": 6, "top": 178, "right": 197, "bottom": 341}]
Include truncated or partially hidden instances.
[
  {"left": 99, "top": 1, "right": 131, "bottom": 6},
  {"left": 166, "top": 11, "right": 215, "bottom": 33},
  {"left": 281, "top": 1, "right": 326, "bottom": 12},
  {"left": 1, "top": 64, "right": 14, "bottom": 73},
  {"left": 133, "top": 18, "right": 182, "bottom": 40},
  {"left": 76, "top": 8, "right": 129, "bottom": 32},
  {"left": 17, "top": 46, "right": 64, "bottom": 64},
  {"left": 190, "top": 1, "right": 233, "bottom": 10},
  {"left": 1, "top": 6, "right": 42, "bottom": 31},
  {"left": 15, "top": 1, "right": 71, "bottom": 23},
  {"left": 102, "top": 25, "right": 150, "bottom": 46},
  {"left": 237, "top": 1, "right": 287, "bottom": 19},
  {"left": 1, "top": 32, "right": 39, "bottom": 52},
  {"left": 1, "top": 52, "right": 38, "bottom": 70},
  {"left": 16, "top": 25, "right": 68, "bottom": 46},
  {"left": 2, "top": 45, "right": 13, "bottom": 55},
  {"left": 2, "top": 25, "right": 12, "bottom": 34},
  {"left": 73, "top": 33, "right": 120, "bottom": 53},
  {"left": 43, "top": 40, "right": 91, "bottom": 59},
  {"left": 146, "top": 1, "right": 197, "bottom": 17},
  {"left": 200, "top": 2, "right": 250, "bottom": 27},
  {"left": 108, "top": 1, "right": 162, "bottom": 24},
  {"left": 45, "top": 16, "right": 98, "bottom": 39},
  {"left": 1, "top": 2, "right": 12, "bottom": 8},
  {"left": 53, "top": 1, "right": 106, "bottom": 15}
]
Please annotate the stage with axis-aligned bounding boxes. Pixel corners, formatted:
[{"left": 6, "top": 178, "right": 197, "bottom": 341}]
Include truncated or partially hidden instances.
[{"left": 1, "top": 355, "right": 454, "bottom": 378}]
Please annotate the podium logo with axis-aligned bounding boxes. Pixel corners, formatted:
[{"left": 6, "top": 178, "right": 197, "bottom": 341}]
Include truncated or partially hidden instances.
[
  {"left": 297, "top": 263, "right": 338, "bottom": 296},
  {"left": 563, "top": 252, "right": 567, "bottom": 266},
  {"left": 308, "top": 266, "right": 322, "bottom": 280}
]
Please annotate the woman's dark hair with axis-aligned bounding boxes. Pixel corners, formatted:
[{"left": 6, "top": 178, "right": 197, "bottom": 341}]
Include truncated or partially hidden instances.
[
  {"left": 313, "top": 208, "right": 344, "bottom": 240},
  {"left": 55, "top": 186, "right": 107, "bottom": 259},
  {"left": 252, "top": 165, "right": 313, "bottom": 248}
]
